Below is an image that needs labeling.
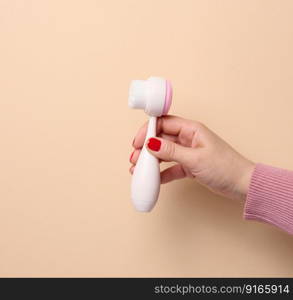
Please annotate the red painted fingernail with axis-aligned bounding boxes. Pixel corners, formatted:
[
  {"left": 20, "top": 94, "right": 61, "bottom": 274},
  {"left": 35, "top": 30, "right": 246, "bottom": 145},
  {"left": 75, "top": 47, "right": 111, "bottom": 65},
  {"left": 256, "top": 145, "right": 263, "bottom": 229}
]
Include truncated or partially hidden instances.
[
  {"left": 129, "top": 151, "right": 134, "bottom": 162},
  {"left": 147, "top": 138, "right": 161, "bottom": 151}
]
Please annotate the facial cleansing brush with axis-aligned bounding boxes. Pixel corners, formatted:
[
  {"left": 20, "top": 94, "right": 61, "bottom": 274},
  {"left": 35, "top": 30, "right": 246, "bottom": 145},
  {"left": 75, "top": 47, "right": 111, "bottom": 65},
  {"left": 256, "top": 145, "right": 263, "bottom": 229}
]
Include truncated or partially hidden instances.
[{"left": 128, "top": 77, "right": 173, "bottom": 212}]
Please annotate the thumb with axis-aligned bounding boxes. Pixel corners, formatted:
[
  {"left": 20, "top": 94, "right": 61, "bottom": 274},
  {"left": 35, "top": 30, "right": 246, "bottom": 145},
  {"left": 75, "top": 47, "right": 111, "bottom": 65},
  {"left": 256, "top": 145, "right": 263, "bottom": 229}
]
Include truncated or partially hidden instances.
[{"left": 146, "top": 137, "right": 195, "bottom": 166}]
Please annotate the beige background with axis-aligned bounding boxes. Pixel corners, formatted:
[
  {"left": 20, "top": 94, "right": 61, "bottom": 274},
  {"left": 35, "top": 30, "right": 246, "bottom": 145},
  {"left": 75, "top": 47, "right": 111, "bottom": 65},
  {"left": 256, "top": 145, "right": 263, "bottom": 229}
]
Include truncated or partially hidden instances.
[{"left": 0, "top": 0, "right": 293, "bottom": 277}]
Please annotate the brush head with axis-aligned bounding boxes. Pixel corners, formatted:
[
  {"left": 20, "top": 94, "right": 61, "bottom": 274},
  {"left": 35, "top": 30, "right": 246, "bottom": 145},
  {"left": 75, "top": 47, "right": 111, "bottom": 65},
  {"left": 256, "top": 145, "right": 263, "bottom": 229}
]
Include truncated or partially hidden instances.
[{"left": 128, "top": 77, "right": 172, "bottom": 117}]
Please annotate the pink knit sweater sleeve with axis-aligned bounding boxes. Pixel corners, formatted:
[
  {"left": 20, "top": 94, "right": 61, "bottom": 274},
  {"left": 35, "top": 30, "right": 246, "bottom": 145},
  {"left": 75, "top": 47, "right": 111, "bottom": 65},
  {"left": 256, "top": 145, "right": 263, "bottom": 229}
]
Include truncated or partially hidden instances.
[{"left": 244, "top": 163, "right": 293, "bottom": 235}]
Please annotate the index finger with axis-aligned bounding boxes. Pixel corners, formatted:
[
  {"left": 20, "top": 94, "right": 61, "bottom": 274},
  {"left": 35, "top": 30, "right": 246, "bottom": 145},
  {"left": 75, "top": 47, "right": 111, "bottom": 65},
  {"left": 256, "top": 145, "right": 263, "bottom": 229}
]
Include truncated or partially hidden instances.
[{"left": 133, "top": 115, "right": 189, "bottom": 149}]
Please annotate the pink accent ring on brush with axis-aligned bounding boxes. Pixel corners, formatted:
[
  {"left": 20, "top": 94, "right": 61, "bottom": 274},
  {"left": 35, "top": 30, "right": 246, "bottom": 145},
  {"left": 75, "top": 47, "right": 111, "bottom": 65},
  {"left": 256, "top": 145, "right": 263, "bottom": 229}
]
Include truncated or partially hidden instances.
[{"left": 163, "top": 80, "right": 172, "bottom": 115}]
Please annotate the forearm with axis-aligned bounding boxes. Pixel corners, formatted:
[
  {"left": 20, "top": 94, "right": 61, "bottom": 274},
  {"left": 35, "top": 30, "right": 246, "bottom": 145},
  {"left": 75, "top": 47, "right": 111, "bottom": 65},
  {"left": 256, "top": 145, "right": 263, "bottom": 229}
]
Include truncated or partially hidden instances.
[{"left": 244, "top": 163, "right": 293, "bottom": 235}]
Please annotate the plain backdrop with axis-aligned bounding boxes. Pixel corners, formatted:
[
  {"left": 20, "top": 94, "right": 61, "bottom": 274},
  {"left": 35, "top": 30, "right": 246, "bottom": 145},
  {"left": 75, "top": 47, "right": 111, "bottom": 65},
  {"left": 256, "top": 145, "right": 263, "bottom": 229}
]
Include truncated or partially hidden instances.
[{"left": 0, "top": 0, "right": 293, "bottom": 277}]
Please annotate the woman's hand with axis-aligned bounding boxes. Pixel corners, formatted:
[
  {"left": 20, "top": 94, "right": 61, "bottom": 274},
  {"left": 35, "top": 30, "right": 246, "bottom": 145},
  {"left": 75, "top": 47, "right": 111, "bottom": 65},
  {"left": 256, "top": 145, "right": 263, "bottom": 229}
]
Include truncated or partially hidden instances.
[{"left": 129, "top": 115, "right": 255, "bottom": 201}]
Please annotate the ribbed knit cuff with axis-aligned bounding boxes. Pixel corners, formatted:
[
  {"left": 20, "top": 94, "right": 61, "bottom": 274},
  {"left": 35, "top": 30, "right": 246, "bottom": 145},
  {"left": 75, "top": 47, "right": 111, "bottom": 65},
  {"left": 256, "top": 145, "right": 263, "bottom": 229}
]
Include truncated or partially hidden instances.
[{"left": 244, "top": 163, "right": 293, "bottom": 235}]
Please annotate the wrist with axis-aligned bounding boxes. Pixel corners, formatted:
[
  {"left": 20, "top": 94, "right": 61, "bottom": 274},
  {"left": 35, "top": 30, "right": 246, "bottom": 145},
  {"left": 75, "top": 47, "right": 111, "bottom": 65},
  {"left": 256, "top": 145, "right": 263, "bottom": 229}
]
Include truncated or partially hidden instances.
[{"left": 233, "top": 159, "right": 255, "bottom": 201}]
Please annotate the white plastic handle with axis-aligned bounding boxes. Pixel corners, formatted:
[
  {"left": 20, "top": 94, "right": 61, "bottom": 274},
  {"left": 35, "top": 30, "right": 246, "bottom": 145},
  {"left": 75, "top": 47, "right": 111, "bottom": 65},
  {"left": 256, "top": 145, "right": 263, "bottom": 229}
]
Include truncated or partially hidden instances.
[{"left": 131, "top": 116, "right": 160, "bottom": 212}]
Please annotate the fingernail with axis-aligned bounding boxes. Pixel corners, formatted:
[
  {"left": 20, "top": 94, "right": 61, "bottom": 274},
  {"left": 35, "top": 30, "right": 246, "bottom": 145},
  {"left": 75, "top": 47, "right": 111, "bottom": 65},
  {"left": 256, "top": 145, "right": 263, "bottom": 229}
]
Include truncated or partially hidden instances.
[
  {"left": 129, "top": 151, "right": 134, "bottom": 162},
  {"left": 147, "top": 138, "right": 161, "bottom": 152}
]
